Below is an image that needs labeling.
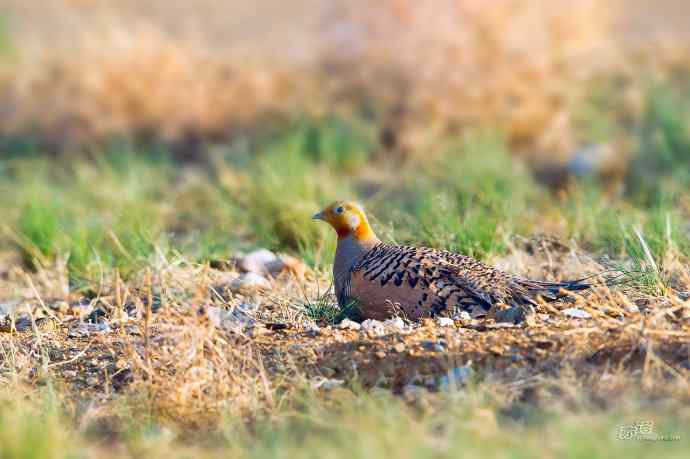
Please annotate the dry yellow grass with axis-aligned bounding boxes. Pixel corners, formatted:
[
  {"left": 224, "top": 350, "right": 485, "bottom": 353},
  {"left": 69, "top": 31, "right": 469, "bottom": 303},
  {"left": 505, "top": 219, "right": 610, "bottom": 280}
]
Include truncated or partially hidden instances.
[
  {"left": 323, "top": 0, "right": 620, "bottom": 156},
  {"left": 2, "top": 0, "right": 677, "bottom": 156},
  {"left": 2, "top": 240, "right": 688, "bottom": 429}
]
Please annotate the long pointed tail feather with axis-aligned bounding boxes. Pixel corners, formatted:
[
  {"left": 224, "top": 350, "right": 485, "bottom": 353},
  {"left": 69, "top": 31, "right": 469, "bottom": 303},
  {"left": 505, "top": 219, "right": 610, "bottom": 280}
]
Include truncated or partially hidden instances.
[{"left": 519, "top": 269, "right": 624, "bottom": 302}]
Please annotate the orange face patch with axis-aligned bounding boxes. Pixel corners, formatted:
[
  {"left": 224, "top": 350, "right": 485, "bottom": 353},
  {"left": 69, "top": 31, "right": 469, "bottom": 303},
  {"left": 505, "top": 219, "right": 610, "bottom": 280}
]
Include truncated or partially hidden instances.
[{"left": 314, "top": 201, "right": 377, "bottom": 241}]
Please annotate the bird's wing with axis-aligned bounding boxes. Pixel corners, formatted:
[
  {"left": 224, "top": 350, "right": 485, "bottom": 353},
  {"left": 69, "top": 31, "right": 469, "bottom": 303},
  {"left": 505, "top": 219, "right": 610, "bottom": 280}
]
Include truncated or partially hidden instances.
[
  {"left": 433, "top": 247, "right": 593, "bottom": 303},
  {"left": 348, "top": 244, "right": 527, "bottom": 319}
]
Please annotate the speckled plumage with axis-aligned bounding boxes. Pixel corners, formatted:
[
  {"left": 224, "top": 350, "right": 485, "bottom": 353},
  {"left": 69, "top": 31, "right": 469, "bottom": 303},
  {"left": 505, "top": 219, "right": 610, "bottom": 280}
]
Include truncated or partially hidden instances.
[{"left": 313, "top": 201, "right": 590, "bottom": 321}]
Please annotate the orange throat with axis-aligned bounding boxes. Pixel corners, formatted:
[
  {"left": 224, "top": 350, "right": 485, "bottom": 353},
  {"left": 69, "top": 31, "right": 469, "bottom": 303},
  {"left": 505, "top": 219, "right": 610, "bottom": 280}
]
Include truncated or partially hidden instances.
[{"left": 337, "top": 220, "right": 377, "bottom": 242}]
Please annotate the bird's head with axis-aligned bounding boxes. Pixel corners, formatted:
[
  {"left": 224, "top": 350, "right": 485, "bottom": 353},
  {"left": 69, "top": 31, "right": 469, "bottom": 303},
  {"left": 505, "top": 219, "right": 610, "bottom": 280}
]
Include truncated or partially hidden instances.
[{"left": 312, "top": 201, "right": 378, "bottom": 241}]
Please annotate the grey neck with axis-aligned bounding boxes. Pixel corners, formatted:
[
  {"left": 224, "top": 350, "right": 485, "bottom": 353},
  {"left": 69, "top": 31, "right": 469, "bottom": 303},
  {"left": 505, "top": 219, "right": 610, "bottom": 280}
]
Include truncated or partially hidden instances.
[{"left": 333, "top": 234, "right": 380, "bottom": 297}]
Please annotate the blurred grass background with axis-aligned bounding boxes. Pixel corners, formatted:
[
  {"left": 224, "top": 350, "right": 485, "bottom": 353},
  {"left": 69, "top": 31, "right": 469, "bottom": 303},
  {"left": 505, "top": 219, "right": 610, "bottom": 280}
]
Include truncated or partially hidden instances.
[
  {"left": 0, "top": 2, "right": 690, "bottom": 457},
  {"left": 0, "top": 0, "right": 689, "bottom": 282},
  {"left": 0, "top": 0, "right": 684, "bottom": 157}
]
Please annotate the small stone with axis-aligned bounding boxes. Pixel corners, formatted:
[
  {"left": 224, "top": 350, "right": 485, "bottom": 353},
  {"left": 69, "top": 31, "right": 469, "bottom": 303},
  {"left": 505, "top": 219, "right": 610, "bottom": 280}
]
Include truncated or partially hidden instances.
[
  {"left": 437, "top": 317, "right": 455, "bottom": 327},
  {"left": 86, "top": 377, "right": 99, "bottom": 386},
  {"left": 453, "top": 311, "right": 472, "bottom": 321},
  {"left": 239, "top": 249, "right": 281, "bottom": 275},
  {"left": 421, "top": 340, "right": 445, "bottom": 352},
  {"left": 375, "top": 351, "right": 387, "bottom": 359},
  {"left": 624, "top": 303, "right": 640, "bottom": 314},
  {"left": 393, "top": 343, "right": 406, "bottom": 353},
  {"left": 361, "top": 319, "right": 385, "bottom": 336},
  {"left": 69, "top": 322, "right": 111, "bottom": 337},
  {"left": 62, "top": 370, "right": 77, "bottom": 379},
  {"left": 383, "top": 317, "right": 406, "bottom": 332},
  {"left": 12, "top": 317, "right": 33, "bottom": 332},
  {"left": 305, "top": 323, "right": 321, "bottom": 336},
  {"left": 562, "top": 308, "right": 592, "bottom": 319},
  {"left": 207, "top": 306, "right": 255, "bottom": 331},
  {"left": 494, "top": 306, "right": 526, "bottom": 324},
  {"left": 229, "top": 272, "right": 271, "bottom": 293},
  {"left": 339, "top": 319, "right": 361, "bottom": 330}
]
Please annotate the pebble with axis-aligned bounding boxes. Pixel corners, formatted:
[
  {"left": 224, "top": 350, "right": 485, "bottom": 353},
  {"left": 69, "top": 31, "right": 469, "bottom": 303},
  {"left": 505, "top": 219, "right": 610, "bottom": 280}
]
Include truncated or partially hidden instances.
[
  {"left": 437, "top": 317, "right": 455, "bottom": 327},
  {"left": 393, "top": 343, "right": 406, "bottom": 353},
  {"left": 338, "top": 319, "right": 361, "bottom": 330},
  {"left": 239, "top": 249, "right": 282, "bottom": 275},
  {"left": 69, "top": 322, "right": 112, "bottom": 337},
  {"left": 207, "top": 305, "right": 256, "bottom": 331},
  {"left": 383, "top": 317, "right": 406, "bottom": 332},
  {"left": 453, "top": 311, "right": 472, "bottom": 321},
  {"left": 421, "top": 340, "right": 446, "bottom": 353},
  {"left": 361, "top": 319, "right": 385, "bottom": 336},
  {"left": 624, "top": 303, "right": 640, "bottom": 314},
  {"left": 494, "top": 306, "right": 526, "bottom": 324},
  {"left": 360, "top": 318, "right": 406, "bottom": 336},
  {"left": 305, "top": 323, "right": 321, "bottom": 336},
  {"left": 562, "top": 308, "right": 592, "bottom": 319},
  {"left": 375, "top": 351, "right": 387, "bottom": 359},
  {"left": 229, "top": 272, "right": 271, "bottom": 293},
  {"left": 14, "top": 317, "right": 32, "bottom": 332}
]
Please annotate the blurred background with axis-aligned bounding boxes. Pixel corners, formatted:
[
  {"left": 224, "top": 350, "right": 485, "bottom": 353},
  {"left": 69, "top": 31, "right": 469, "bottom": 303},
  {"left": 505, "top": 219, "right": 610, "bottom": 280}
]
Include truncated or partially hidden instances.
[
  {"left": 2, "top": 4, "right": 690, "bottom": 456},
  {"left": 1, "top": 0, "right": 689, "bottom": 278},
  {"left": 1, "top": 0, "right": 688, "bottom": 155}
]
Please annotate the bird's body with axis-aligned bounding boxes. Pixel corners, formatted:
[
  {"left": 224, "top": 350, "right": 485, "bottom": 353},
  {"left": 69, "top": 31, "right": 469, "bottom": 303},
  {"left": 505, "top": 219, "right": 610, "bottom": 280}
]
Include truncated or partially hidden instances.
[{"left": 313, "top": 201, "right": 590, "bottom": 321}]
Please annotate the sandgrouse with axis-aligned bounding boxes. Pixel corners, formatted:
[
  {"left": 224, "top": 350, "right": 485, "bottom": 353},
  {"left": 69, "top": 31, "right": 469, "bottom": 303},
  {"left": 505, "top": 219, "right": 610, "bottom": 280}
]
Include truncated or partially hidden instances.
[{"left": 313, "top": 201, "right": 590, "bottom": 321}]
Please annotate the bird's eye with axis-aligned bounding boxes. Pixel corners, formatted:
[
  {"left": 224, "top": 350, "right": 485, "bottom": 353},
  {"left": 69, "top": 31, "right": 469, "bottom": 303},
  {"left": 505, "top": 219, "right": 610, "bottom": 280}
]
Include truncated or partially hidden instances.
[{"left": 335, "top": 206, "right": 344, "bottom": 214}]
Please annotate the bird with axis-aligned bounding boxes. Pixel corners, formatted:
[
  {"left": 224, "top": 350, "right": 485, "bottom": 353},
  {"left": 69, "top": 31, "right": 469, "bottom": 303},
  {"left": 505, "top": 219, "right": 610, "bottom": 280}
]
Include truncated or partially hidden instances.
[{"left": 313, "top": 200, "right": 591, "bottom": 321}]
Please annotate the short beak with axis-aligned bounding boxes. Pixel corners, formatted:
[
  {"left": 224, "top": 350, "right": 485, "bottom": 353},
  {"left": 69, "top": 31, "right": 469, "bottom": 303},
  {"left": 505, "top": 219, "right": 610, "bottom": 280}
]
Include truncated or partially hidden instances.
[{"left": 312, "top": 211, "right": 325, "bottom": 221}]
